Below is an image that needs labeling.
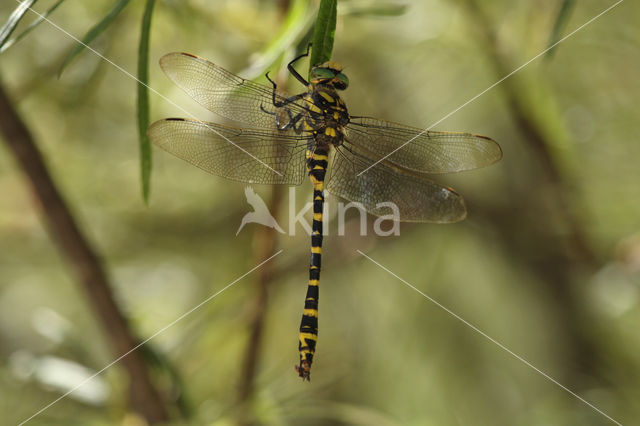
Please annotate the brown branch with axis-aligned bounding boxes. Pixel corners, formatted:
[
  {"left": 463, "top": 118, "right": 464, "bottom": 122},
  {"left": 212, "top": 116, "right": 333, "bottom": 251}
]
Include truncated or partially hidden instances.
[
  {"left": 0, "top": 77, "right": 169, "bottom": 423},
  {"left": 236, "top": 185, "right": 284, "bottom": 407},
  {"left": 235, "top": 1, "right": 292, "bottom": 414}
]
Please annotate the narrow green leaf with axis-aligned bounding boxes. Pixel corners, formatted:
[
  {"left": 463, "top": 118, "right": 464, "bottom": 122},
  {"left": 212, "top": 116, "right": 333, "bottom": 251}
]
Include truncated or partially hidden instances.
[
  {"left": 1, "top": 0, "right": 67, "bottom": 54},
  {"left": 545, "top": 0, "right": 575, "bottom": 61},
  {"left": 137, "top": 0, "right": 155, "bottom": 203},
  {"left": 59, "top": 0, "right": 132, "bottom": 76},
  {"left": 309, "top": 0, "right": 337, "bottom": 68},
  {"left": 0, "top": 0, "right": 38, "bottom": 51}
]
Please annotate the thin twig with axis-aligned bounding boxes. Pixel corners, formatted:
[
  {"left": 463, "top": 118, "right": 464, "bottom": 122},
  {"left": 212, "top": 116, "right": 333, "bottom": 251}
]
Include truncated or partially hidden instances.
[
  {"left": 235, "top": 1, "right": 292, "bottom": 416},
  {"left": 0, "top": 77, "right": 169, "bottom": 424},
  {"left": 236, "top": 185, "right": 284, "bottom": 407}
]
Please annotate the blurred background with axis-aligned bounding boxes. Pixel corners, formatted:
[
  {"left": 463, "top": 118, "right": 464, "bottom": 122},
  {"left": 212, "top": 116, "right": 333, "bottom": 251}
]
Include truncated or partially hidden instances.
[{"left": 1, "top": 0, "right": 639, "bottom": 425}]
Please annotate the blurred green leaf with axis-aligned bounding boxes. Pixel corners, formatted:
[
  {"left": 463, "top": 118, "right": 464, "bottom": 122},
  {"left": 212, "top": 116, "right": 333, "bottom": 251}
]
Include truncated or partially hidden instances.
[
  {"left": 0, "top": 0, "right": 67, "bottom": 54},
  {"left": 309, "top": 0, "right": 337, "bottom": 68},
  {"left": 0, "top": 0, "right": 38, "bottom": 51},
  {"left": 341, "top": 1, "right": 408, "bottom": 17},
  {"left": 59, "top": 0, "right": 132, "bottom": 76},
  {"left": 137, "top": 0, "right": 155, "bottom": 203},
  {"left": 296, "top": 17, "right": 316, "bottom": 55},
  {"left": 545, "top": 0, "right": 575, "bottom": 60},
  {"left": 240, "top": 0, "right": 312, "bottom": 79}
]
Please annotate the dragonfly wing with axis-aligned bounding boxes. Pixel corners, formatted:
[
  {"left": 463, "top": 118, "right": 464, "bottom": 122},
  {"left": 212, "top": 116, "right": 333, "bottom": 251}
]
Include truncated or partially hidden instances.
[
  {"left": 345, "top": 116, "right": 502, "bottom": 174},
  {"left": 148, "top": 118, "right": 307, "bottom": 185},
  {"left": 326, "top": 146, "right": 466, "bottom": 223},
  {"left": 159, "top": 52, "right": 308, "bottom": 129}
]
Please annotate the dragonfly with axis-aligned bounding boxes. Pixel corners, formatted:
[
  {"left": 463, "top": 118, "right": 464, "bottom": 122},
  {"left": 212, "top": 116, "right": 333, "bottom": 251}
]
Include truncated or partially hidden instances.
[{"left": 147, "top": 46, "right": 502, "bottom": 381}]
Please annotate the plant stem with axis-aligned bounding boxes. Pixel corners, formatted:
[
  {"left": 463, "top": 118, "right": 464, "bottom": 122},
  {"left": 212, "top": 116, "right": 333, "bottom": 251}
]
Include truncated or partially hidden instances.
[
  {"left": 236, "top": 186, "right": 284, "bottom": 405},
  {"left": 235, "top": 1, "right": 293, "bottom": 417},
  {"left": 0, "top": 77, "right": 169, "bottom": 424}
]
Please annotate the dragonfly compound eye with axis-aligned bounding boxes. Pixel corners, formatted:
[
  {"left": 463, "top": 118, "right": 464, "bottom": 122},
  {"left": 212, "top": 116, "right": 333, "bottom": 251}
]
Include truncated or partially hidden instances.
[
  {"left": 310, "top": 67, "right": 336, "bottom": 83},
  {"left": 334, "top": 72, "right": 349, "bottom": 90}
]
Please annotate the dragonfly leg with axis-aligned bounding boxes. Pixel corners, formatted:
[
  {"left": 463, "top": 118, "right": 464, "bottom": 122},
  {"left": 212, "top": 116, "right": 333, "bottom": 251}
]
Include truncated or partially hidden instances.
[
  {"left": 279, "top": 111, "right": 305, "bottom": 132},
  {"left": 286, "top": 113, "right": 324, "bottom": 135},
  {"left": 261, "top": 70, "right": 312, "bottom": 131},
  {"left": 265, "top": 71, "right": 307, "bottom": 108},
  {"left": 259, "top": 103, "right": 306, "bottom": 132},
  {"left": 287, "top": 43, "right": 312, "bottom": 87}
]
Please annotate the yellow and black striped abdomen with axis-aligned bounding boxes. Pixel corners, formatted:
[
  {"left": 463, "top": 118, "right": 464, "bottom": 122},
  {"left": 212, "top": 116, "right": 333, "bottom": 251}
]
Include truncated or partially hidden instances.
[
  {"left": 295, "top": 79, "right": 349, "bottom": 380},
  {"left": 296, "top": 147, "right": 329, "bottom": 380}
]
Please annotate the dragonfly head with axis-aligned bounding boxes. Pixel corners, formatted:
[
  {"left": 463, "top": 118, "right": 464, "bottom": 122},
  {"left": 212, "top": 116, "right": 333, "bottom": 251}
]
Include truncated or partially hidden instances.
[{"left": 310, "top": 61, "right": 349, "bottom": 90}]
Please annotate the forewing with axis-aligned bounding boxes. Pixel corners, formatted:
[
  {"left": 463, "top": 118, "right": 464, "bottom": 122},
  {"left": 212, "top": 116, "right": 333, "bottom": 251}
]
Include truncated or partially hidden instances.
[
  {"left": 148, "top": 118, "right": 307, "bottom": 185},
  {"left": 346, "top": 116, "right": 502, "bottom": 174},
  {"left": 159, "top": 52, "right": 308, "bottom": 129},
  {"left": 327, "top": 146, "right": 467, "bottom": 223}
]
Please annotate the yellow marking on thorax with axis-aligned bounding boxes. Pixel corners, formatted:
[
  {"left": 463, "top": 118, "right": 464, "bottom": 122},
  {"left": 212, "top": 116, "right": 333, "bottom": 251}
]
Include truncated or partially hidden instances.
[
  {"left": 333, "top": 99, "right": 347, "bottom": 112},
  {"left": 319, "top": 91, "right": 335, "bottom": 103},
  {"left": 305, "top": 98, "right": 322, "bottom": 113}
]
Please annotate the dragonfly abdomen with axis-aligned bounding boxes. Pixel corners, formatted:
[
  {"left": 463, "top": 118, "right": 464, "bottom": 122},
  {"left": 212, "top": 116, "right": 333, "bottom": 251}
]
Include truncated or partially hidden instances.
[{"left": 296, "top": 147, "right": 329, "bottom": 380}]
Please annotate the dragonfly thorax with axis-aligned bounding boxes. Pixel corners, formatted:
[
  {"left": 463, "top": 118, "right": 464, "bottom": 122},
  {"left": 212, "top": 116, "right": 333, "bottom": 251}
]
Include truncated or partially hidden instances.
[{"left": 306, "top": 84, "right": 350, "bottom": 148}]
